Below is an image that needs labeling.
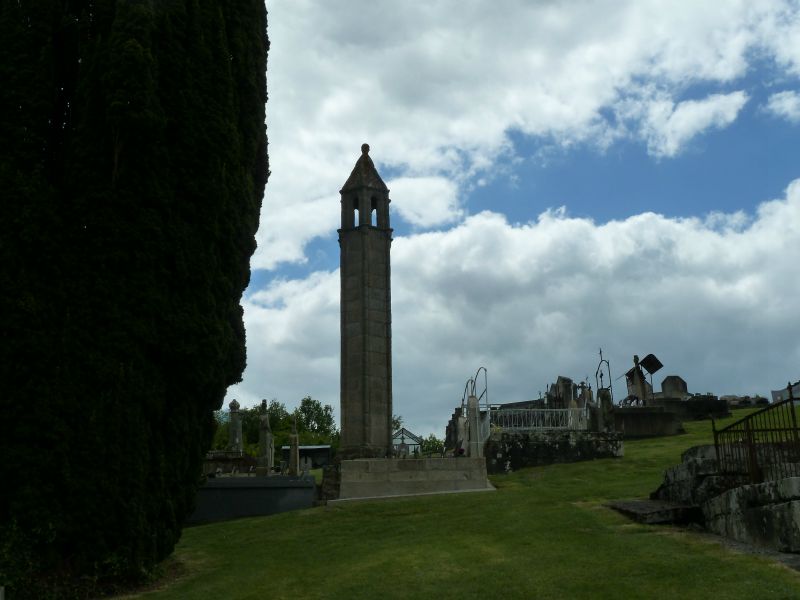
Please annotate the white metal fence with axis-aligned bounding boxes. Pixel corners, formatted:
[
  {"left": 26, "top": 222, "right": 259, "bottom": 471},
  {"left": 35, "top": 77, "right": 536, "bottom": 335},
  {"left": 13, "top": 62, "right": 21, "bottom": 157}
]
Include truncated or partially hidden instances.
[{"left": 489, "top": 408, "right": 589, "bottom": 432}]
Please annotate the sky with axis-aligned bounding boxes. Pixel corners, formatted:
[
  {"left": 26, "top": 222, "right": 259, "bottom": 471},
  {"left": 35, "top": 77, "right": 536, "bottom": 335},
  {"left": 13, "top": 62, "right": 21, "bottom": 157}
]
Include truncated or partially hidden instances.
[{"left": 225, "top": 0, "right": 800, "bottom": 438}]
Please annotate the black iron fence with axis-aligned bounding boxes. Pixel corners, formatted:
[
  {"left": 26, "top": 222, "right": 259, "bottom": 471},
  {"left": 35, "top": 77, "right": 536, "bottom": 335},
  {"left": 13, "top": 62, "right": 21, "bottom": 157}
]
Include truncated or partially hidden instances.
[{"left": 713, "top": 385, "right": 800, "bottom": 484}]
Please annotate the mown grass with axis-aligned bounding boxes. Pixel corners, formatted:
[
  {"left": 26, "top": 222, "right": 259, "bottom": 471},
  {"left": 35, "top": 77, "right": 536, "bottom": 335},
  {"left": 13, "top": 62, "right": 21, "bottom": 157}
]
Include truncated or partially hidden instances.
[{"left": 126, "top": 409, "right": 800, "bottom": 599}]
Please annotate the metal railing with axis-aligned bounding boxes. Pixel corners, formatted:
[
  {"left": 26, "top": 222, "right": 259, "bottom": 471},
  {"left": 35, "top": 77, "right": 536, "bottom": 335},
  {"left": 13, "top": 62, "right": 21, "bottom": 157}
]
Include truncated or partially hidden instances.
[
  {"left": 713, "top": 395, "right": 800, "bottom": 484},
  {"left": 490, "top": 407, "right": 589, "bottom": 432},
  {"left": 461, "top": 366, "right": 489, "bottom": 408}
]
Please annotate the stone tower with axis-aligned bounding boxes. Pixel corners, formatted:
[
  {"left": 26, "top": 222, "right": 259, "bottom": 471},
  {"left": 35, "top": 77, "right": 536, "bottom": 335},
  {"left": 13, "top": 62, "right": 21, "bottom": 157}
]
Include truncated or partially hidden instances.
[{"left": 338, "top": 143, "right": 393, "bottom": 458}]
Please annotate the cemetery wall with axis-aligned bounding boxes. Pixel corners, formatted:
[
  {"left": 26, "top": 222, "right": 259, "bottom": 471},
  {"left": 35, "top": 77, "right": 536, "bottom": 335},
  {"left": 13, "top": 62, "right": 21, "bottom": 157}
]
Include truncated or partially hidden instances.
[
  {"left": 485, "top": 430, "right": 624, "bottom": 474},
  {"left": 651, "top": 446, "right": 800, "bottom": 553},
  {"left": 703, "top": 476, "right": 800, "bottom": 552},
  {"left": 189, "top": 476, "right": 315, "bottom": 524},
  {"left": 651, "top": 396, "right": 730, "bottom": 420},
  {"left": 613, "top": 407, "right": 684, "bottom": 438}
]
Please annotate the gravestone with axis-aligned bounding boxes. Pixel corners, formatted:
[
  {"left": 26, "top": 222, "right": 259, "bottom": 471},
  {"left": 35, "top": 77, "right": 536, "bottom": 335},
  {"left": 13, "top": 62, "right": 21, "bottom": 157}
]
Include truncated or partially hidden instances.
[
  {"left": 597, "top": 387, "right": 614, "bottom": 432},
  {"left": 661, "top": 375, "right": 689, "bottom": 399}
]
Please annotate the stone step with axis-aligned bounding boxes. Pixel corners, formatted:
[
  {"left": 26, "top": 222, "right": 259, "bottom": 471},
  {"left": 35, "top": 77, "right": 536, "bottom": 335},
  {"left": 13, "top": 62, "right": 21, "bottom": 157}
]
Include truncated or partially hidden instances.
[{"left": 607, "top": 498, "right": 703, "bottom": 525}]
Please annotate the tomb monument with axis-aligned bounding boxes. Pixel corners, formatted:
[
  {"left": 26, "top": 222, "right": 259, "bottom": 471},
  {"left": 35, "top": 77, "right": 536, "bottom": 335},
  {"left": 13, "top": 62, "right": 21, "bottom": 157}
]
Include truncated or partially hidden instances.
[{"left": 325, "top": 145, "right": 493, "bottom": 501}]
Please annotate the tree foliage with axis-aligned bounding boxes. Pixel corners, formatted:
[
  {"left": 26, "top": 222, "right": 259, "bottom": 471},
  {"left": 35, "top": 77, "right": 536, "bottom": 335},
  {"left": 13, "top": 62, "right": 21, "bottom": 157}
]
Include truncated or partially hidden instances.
[
  {"left": 392, "top": 414, "right": 404, "bottom": 432},
  {"left": 0, "top": 2, "right": 268, "bottom": 597},
  {"left": 296, "top": 396, "right": 337, "bottom": 437},
  {"left": 212, "top": 397, "right": 339, "bottom": 455},
  {"left": 421, "top": 434, "right": 446, "bottom": 455}
]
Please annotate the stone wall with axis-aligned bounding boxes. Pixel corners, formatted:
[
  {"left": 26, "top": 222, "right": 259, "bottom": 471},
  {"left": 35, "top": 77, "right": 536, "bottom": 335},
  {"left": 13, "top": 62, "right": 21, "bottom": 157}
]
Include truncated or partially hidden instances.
[
  {"left": 203, "top": 451, "right": 257, "bottom": 476},
  {"left": 650, "top": 445, "right": 744, "bottom": 506},
  {"left": 484, "top": 430, "right": 624, "bottom": 474},
  {"left": 702, "top": 477, "right": 800, "bottom": 552},
  {"left": 613, "top": 406, "right": 684, "bottom": 438},
  {"left": 650, "top": 446, "right": 800, "bottom": 553},
  {"left": 189, "top": 475, "right": 315, "bottom": 524},
  {"left": 651, "top": 396, "right": 730, "bottom": 421}
]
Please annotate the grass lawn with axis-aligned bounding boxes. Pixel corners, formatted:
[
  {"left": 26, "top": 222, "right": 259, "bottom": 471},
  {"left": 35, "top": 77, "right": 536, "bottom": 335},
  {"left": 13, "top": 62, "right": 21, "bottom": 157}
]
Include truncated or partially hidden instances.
[{"left": 127, "top": 409, "right": 800, "bottom": 599}]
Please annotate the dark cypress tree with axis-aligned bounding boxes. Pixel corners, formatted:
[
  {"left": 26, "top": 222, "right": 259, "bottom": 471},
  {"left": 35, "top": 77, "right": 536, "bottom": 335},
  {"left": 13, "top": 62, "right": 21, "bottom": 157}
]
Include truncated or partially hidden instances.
[{"left": 0, "top": 2, "right": 268, "bottom": 597}]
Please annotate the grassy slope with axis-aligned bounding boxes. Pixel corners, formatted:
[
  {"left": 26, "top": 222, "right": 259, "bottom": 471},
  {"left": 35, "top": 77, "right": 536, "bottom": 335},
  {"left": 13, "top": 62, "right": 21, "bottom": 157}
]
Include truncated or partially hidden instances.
[{"left": 131, "top": 410, "right": 800, "bottom": 599}]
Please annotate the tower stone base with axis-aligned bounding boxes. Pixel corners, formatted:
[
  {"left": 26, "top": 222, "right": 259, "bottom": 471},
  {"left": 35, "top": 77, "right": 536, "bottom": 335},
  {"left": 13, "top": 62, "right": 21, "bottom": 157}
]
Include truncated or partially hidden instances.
[
  {"left": 321, "top": 457, "right": 494, "bottom": 502},
  {"left": 337, "top": 444, "right": 391, "bottom": 461}
]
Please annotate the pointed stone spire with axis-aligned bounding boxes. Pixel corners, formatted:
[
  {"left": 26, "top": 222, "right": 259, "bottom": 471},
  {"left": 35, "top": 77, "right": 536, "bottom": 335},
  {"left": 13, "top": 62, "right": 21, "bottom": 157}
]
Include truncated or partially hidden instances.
[
  {"left": 338, "top": 143, "right": 393, "bottom": 457},
  {"left": 340, "top": 143, "right": 388, "bottom": 193}
]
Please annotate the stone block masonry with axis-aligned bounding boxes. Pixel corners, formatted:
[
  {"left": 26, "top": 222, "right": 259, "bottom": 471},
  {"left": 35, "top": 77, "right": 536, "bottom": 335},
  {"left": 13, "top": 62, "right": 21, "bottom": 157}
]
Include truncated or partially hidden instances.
[
  {"left": 334, "top": 457, "right": 493, "bottom": 501},
  {"left": 645, "top": 446, "right": 800, "bottom": 552},
  {"left": 338, "top": 144, "right": 393, "bottom": 458},
  {"left": 485, "top": 430, "right": 624, "bottom": 474},
  {"left": 702, "top": 477, "right": 800, "bottom": 552},
  {"left": 651, "top": 444, "right": 744, "bottom": 506},
  {"left": 188, "top": 476, "right": 315, "bottom": 524}
]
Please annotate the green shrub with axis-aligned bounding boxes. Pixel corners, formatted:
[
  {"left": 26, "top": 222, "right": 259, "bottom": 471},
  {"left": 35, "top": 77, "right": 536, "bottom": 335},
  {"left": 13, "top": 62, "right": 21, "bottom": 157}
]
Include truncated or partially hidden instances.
[{"left": 0, "top": 2, "right": 268, "bottom": 597}]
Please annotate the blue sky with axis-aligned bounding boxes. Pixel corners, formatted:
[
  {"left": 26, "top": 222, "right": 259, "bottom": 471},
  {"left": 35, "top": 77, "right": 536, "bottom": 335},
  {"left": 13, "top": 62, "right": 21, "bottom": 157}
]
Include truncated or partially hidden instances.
[{"left": 231, "top": 1, "right": 800, "bottom": 437}]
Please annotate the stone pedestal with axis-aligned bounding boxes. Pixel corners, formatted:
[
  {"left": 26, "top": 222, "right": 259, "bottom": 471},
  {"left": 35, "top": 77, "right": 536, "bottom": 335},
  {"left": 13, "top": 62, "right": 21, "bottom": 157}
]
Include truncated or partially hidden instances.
[
  {"left": 466, "top": 395, "right": 483, "bottom": 458},
  {"left": 288, "top": 433, "right": 300, "bottom": 476},
  {"left": 257, "top": 431, "right": 274, "bottom": 477},
  {"left": 228, "top": 399, "right": 243, "bottom": 453},
  {"left": 329, "top": 457, "right": 493, "bottom": 501},
  {"left": 257, "top": 402, "right": 275, "bottom": 476},
  {"left": 456, "top": 415, "right": 467, "bottom": 453}
]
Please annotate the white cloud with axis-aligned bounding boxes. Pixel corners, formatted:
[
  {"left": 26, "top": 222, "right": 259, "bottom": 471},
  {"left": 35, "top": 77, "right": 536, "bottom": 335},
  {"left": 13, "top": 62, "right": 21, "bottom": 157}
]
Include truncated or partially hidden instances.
[
  {"left": 228, "top": 271, "right": 340, "bottom": 407},
  {"left": 228, "top": 179, "right": 800, "bottom": 437},
  {"left": 759, "top": 4, "right": 800, "bottom": 76},
  {"left": 633, "top": 91, "right": 749, "bottom": 158},
  {"left": 387, "top": 177, "right": 463, "bottom": 228},
  {"left": 254, "top": 0, "right": 800, "bottom": 269},
  {"left": 764, "top": 90, "right": 800, "bottom": 123}
]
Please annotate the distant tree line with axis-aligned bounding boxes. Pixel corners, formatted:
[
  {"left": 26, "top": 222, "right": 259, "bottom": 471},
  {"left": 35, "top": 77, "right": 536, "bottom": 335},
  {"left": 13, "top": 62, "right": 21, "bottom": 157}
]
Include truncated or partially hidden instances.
[
  {"left": 213, "top": 397, "right": 339, "bottom": 453},
  {"left": 420, "top": 434, "right": 445, "bottom": 455}
]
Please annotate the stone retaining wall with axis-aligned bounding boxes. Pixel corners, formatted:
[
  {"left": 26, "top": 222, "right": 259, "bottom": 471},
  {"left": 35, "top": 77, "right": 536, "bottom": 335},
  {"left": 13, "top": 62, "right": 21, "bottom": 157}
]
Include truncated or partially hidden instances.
[
  {"left": 651, "top": 445, "right": 744, "bottom": 506},
  {"left": 188, "top": 475, "right": 315, "bottom": 524},
  {"left": 485, "top": 430, "right": 623, "bottom": 474},
  {"left": 702, "top": 477, "right": 800, "bottom": 552},
  {"left": 613, "top": 407, "right": 684, "bottom": 438},
  {"left": 651, "top": 446, "right": 800, "bottom": 553}
]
